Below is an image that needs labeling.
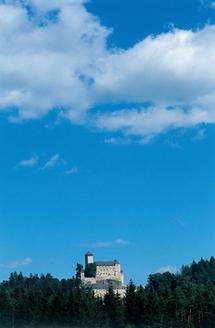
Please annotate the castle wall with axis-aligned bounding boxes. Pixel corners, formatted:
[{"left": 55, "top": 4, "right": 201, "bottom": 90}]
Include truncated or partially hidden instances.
[
  {"left": 81, "top": 277, "right": 97, "bottom": 285},
  {"left": 96, "top": 264, "right": 123, "bottom": 282},
  {"left": 94, "top": 288, "right": 126, "bottom": 299}
]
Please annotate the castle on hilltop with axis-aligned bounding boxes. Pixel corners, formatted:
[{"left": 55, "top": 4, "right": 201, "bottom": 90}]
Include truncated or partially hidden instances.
[{"left": 78, "top": 252, "right": 126, "bottom": 298}]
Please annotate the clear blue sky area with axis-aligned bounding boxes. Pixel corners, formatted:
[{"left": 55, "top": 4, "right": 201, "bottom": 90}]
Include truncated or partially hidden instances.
[{"left": 0, "top": 0, "right": 215, "bottom": 284}]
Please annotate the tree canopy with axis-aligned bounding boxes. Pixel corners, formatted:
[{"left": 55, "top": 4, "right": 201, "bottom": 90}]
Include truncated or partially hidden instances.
[{"left": 0, "top": 257, "right": 214, "bottom": 327}]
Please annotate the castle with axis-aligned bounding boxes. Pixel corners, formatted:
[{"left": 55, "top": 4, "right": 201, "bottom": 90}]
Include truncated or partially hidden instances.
[{"left": 79, "top": 252, "right": 126, "bottom": 298}]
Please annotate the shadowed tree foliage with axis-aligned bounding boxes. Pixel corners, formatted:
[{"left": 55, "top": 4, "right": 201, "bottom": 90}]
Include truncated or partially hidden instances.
[
  {"left": 0, "top": 257, "right": 214, "bottom": 327},
  {"left": 75, "top": 263, "right": 83, "bottom": 282},
  {"left": 104, "top": 286, "right": 124, "bottom": 327},
  {"left": 84, "top": 263, "right": 97, "bottom": 278}
]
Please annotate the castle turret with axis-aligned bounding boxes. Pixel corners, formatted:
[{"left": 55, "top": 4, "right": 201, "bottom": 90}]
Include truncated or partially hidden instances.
[{"left": 85, "top": 251, "right": 94, "bottom": 267}]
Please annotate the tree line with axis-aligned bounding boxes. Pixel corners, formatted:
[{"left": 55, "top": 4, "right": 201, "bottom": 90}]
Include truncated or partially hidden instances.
[{"left": 0, "top": 257, "right": 214, "bottom": 327}]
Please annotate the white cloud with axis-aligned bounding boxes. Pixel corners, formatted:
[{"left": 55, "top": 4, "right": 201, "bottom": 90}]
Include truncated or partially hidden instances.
[
  {"left": 42, "top": 153, "right": 60, "bottom": 169},
  {"left": 115, "top": 238, "right": 129, "bottom": 246},
  {"left": 19, "top": 155, "right": 38, "bottom": 167},
  {"left": 157, "top": 266, "right": 178, "bottom": 274},
  {"left": 0, "top": 1, "right": 215, "bottom": 140},
  {"left": 104, "top": 137, "right": 118, "bottom": 145},
  {"left": 95, "top": 106, "right": 214, "bottom": 141},
  {"left": 0, "top": 257, "right": 32, "bottom": 269},
  {"left": 82, "top": 238, "right": 129, "bottom": 248},
  {"left": 192, "top": 128, "right": 206, "bottom": 141},
  {"left": 91, "top": 241, "right": 112, "bottom": 248},
  {"left": 104, "top": 137, "right": 132, "bottom": 145},
  {"left": 0, "top": 0, "right": 109, "bottom": 122},
  {"left": 173, "top": 218, "right": 186, "bottom": 227},
  {"left": 201, "top": 0, "right": 215, "bottom": 9},
  {"left": 165, "top": 141, "right": 183, "bottom": 150},
  {"left": 65, "top": 167, "right": 79, "bottom": 175}
]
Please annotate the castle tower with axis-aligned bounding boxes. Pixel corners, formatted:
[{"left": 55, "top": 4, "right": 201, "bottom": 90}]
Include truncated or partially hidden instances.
[{"left": 85, "top": 251, "right": 94, "bottom": 267}]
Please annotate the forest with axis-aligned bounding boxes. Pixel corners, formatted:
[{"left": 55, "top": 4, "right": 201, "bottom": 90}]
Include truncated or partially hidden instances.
[{"left": 0, "top": 257, "right": 214, "bottom": 328}]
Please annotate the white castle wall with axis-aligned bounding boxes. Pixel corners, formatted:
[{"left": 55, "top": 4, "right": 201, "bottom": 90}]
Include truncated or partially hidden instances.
[
  {"left": 96, "top": 264, "right": 123, "bottom": 282},
  {"left": 94, "top": 288, "right": 126, "bottom": 298},
  {"left": 81, "top": 277, "right": 97, "bottom": 285}
]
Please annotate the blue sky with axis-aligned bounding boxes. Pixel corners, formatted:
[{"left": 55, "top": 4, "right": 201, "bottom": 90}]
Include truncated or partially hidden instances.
[{"left": 0, "top": 0, "right": 215, "bottom": 284}]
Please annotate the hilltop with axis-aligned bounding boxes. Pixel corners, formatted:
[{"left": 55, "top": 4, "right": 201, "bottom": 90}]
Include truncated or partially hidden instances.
[{"left": 0, "top": 257, "right": 214, "bottom": 327}]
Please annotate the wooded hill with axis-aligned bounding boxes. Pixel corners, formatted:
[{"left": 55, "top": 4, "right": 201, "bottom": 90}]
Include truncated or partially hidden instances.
[{"left": 0, "top": 257, "right": 215, "bottom": 328}]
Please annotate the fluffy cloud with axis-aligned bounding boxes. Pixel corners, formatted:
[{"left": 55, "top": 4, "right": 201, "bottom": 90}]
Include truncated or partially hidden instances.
[
  {"left": 65, "top": 167, "right": 79, "bottom": 175},
  {"left": 0, "top": 0, "right": 109, "bottom": 121},
  {"left": 19, "top": 155, "right": 38, "bottom": 167},
  {"left": 0, "top": 258, "right": 32, "bottom": 269},
  {"left": 192, "top": 128, "right": 206, "bottom": 141},
  {"left": 96, "top": 106, "right": 213, "bottom": 141},
  {"left": 82, "top": 238, "right": 129, "bottom": 248},
  {"left": 41, "top": 153, "right": 60, "bottom": 169},
  {"left": 200, "top": 0, "right": 215, "bottom": 9},
  {"left": 115, "top": 238, "right": 129, "bottom": 246},
  {"left": 0, "top": 0, "right": 215, "bottom": 140},
  {"left": 95, "top": 27, "right": 215, "bottom": 139}
]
